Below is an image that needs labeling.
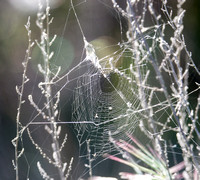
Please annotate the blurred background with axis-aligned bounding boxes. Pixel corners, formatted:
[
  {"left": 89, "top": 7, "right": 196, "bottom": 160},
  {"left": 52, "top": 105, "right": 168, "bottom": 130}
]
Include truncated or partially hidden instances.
[{"left": 0, "top": 0, "right": 199, "bottom": 179}]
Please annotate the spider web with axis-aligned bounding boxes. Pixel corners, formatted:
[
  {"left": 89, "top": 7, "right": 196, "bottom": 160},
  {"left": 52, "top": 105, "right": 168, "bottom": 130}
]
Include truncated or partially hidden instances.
[
  {"left": 19, "top": 0, "right": 200, "bottom": 179},
  {"left": 70, "top": 0, "right": 165, "bottom": 160},
  {"left": 72, "top": 57, "right": 142, "bottom": 157}
]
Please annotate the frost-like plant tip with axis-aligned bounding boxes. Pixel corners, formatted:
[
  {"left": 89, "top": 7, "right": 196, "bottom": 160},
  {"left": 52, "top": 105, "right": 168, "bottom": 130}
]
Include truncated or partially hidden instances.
[
  {"left": 37, "top": 161, "right": 53, "bottom": 180},
  {"left": 17, "top": 148, "right": 24, "bottom": 159}
]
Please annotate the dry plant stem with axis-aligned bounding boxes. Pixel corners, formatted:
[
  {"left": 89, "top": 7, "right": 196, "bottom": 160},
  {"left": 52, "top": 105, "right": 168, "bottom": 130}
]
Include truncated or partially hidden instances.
[
  {"left": 126, "top": 0, "right": 163, "bottom": 159},
  {"left": 162, "top": 2, "right": 200, "bottom": 173},
  {"left": 150, "top": 20, "right": 200, "bottom": 175},
  {"left": 40, "top": 1, "right": 65, "bottom": 179},
  {"left": 132, "top": 0, "right": 199, "bottom": 173},
  {"left": 15, "top": 17, "right": 34, "bottom": 180},
  {"left": 87, "top": 140, "right": 93, "bottom": 177}
]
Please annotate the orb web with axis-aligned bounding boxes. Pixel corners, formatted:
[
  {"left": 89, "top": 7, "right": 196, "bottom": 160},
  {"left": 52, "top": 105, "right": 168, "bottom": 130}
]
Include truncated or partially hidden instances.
[{"left": 72, "top": 44, "right": 145, "bottom": 157}]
